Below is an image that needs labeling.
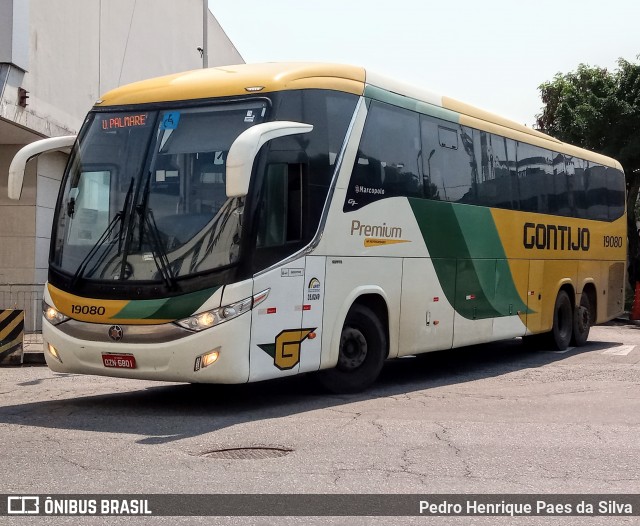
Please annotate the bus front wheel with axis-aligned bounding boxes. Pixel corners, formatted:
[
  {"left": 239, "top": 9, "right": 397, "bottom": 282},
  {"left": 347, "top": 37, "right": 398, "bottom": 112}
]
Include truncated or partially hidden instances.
[
  {"left": 551, "top": 290, "right": 573, "bottom": 351},
  {"left": 317, "top": 304, "right": 387, "bottom": 393}
]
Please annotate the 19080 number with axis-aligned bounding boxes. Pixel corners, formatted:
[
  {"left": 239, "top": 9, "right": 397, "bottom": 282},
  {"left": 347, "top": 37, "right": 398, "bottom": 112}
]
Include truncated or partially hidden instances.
[
  {"left": 604, "top": 235, "right": 623, "bottom": 248},
  {"left": 71, "top": 305, "right": 106, "bottom": 315}
]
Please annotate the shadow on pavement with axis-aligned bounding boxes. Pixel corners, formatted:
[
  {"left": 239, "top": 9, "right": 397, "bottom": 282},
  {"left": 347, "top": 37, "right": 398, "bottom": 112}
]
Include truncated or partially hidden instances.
[{"left": 0, "top": 337, "right": 618, "bottom": 445}]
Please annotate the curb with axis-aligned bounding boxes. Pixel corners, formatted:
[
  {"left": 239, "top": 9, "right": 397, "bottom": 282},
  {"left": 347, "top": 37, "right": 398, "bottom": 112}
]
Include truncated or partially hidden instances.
[{"left": 22, "top": 334, "right": 46, "bottom": 365}]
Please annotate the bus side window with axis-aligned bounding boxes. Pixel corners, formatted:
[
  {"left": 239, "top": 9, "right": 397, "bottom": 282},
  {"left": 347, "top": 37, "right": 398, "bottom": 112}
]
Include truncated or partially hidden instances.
[
  {"left": 608, "top": 168, "right": 625, "bottom": 221},
  {"left": 257, "top": 163, "right": 303, "bottom": 248},
  {"left": 585, "top": 164, "right": 610, "bottom": 221},
  {"left": 517, "top": 142, "right": 553, "bottom": 214},
  {"left": 551, "top": 153, "right": 570, "bottom": 216},
  {"left": 420, "top": 116, "right": 476, "bottom": 203},
  {"left": 344, "top": 100, "right": 421, "bottom": 211}
]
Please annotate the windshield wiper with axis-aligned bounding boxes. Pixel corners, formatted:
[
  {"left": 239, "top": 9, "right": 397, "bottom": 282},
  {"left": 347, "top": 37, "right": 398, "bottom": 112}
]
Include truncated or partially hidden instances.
[
  {"left": 70, "top": 178, "right": 134, "bottom": 286},
  {"left": 136, "top": 204, "right": 176, "bottom": 289},
  {"left": 136, "top": 175, "right": 176, "bottom": 289}
]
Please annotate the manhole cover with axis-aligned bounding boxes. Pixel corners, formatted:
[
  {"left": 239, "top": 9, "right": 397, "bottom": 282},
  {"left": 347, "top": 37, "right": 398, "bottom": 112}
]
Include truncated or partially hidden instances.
[{"left": 201, "top": 447, "right": 293, "bottom": 460}]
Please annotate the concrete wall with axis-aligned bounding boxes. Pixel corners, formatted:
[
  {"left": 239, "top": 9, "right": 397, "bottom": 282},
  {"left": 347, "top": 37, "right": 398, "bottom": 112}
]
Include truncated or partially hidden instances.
[{"left": 0, "top": 145, "right": 37, "bottom": 283}]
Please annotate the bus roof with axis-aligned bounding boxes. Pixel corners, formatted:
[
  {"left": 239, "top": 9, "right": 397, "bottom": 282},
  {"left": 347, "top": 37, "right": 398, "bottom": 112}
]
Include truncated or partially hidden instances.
[
  {"left": 97, "top": 62, "right": 621, "bottom": 170},
  {"left": 97, "top": 63, "right": 367, "bottom": 105}
]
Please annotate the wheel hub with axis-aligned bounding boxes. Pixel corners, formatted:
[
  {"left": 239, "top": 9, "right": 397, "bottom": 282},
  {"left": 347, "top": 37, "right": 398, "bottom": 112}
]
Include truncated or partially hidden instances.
[
  {"left": 577, "top": 305, "right": 589, "bottom": 332},
  {"left": 338, "top": 328, "right": 368, "bottom": 370}
]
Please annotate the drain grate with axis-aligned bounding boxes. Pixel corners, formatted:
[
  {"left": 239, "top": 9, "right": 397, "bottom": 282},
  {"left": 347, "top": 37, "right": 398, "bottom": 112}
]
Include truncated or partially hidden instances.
[{"left": 201, "top": 447, "right": 293, "bottom": 460}]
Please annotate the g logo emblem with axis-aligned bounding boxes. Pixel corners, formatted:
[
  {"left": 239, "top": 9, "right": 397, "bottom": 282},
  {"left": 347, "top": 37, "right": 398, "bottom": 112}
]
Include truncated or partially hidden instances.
[
  {"left": 258, "top": 328, "right": 316, "bottom": 370},
  {"left": 108, "top": 325, "right": 124, "bottom": 342}
]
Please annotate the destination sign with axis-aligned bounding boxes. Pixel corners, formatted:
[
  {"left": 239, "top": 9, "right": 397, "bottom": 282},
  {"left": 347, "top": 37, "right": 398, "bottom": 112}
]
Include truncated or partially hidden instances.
[{"left": 100, "top": 113, "right": 150, "bottom": 130}]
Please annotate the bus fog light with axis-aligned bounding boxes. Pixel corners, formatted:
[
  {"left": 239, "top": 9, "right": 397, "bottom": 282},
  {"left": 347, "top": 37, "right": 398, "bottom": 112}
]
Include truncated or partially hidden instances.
[
  {"left": 202, "top": 350, "right": 220, "bottom": 367},
  {"left": 47, "top": 343, "right": 62, "bottom": 363},
  {"left": 194, "top": 348, "right": 220, "bottom": 371}
]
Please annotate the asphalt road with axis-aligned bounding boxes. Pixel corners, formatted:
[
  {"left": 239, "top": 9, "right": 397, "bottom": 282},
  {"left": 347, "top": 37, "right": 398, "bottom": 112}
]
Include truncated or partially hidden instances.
[{"left": 1, "top": 322, "right": 639, "bottom": 525}]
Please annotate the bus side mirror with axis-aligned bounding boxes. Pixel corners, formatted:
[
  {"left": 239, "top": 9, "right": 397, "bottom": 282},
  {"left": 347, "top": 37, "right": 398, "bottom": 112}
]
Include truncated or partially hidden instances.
[
  {"left": 8, "top": 135, "right": 76, "bottom": 200},
  {"left": 226, "top": 121, "right": 313, "bottom": 198}
]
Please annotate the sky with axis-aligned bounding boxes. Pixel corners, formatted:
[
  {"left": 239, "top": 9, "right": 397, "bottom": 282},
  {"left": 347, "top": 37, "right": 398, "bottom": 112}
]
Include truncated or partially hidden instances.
[{"left": 210, "top": 0, "right": 640, "bottom": 127}]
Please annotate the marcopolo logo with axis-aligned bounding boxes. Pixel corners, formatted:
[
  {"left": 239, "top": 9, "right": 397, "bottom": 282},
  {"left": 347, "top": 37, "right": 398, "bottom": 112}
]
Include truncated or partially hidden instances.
[{"left": 523, "top": 222, "right": 590, "bottom": 251}]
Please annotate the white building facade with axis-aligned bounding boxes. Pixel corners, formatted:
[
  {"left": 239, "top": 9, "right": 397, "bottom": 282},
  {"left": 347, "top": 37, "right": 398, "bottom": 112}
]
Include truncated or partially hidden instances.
[{"left": 0, "top": 0, "right": 243, "bottom": 298}]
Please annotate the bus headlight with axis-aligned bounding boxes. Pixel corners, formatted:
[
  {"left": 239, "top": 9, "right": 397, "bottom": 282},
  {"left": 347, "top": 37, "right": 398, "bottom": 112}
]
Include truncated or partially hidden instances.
[
  {"left": 175, "top": 288, "right": 269, "bottom": 332},
  {"left": 42, "top": 301, "right": 69, "bottom": 325}
]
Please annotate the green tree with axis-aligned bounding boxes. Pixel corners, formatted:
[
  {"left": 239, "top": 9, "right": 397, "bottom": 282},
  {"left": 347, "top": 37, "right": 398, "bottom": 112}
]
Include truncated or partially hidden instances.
[{"left": 537, "top": 57, "right": 640, "bottom": 285}]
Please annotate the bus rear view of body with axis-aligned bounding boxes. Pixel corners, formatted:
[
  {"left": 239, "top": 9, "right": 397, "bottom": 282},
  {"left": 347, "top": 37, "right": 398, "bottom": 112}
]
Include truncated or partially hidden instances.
[{"left": 8, "top": 63, "right": 626, "bottom": 392}]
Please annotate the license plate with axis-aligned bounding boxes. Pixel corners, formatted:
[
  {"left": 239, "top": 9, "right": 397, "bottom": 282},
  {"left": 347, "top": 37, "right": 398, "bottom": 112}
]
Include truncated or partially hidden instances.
[{"left": 102, "top": 353, "right": 136, "bottom": 369}]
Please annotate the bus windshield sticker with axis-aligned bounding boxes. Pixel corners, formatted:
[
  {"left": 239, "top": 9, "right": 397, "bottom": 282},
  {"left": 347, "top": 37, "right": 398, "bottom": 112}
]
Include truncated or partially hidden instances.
[
  {"left": 244, "top": 110, "right": 255, "bottom": 123},
  {"left": 160, "top": 112, "right": 181, "bottom": 130},
  {"left": 281, "top": 268, "right": 304, "bottom": 278}
]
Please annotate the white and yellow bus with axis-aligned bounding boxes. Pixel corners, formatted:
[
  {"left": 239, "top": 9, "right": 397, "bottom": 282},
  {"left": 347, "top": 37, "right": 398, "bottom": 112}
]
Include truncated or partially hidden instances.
[{"left": 8, "top": 63, "right": 627, "bottom": 392}]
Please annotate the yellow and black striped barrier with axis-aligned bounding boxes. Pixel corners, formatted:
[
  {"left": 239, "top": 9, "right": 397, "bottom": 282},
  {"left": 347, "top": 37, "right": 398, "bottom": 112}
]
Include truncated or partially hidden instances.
[{"left": 0, "top": 309, "right": 24, "bottom": 365}]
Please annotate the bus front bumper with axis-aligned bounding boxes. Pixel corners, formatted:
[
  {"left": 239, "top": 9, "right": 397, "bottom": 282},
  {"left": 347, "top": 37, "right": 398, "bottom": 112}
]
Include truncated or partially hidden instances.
[{"left": 41, "top": 314, "right": 251, "bottom": 384}]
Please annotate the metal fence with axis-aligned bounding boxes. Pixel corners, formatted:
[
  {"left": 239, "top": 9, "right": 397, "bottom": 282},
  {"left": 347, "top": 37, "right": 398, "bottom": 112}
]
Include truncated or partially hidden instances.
[{"left": 0, "top": 284, "right": 45, "bottom": 334}]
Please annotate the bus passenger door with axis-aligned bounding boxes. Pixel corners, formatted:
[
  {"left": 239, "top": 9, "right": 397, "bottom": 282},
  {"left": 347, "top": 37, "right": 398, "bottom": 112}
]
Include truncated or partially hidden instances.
[
  {"left": 399, "top": 258, "right": 455, "bottom": 355},
  {"left": 248, "top": 162, "right": 308, "bottom": 382}
]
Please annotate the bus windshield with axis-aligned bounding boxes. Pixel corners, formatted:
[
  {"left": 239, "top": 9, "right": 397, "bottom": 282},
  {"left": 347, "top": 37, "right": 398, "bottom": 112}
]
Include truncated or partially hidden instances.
[{"left": 51, "top": 101, "right": 268, "bottom": 283}]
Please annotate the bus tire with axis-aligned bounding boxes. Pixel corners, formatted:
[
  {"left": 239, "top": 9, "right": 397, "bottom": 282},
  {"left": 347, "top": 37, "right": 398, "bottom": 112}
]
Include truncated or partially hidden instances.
[
  {"left": 571, "top": 293, "right": 591, "bottom": 347},
  {"left": 317, "top": 304, "right": 387, "bottom": 393},
  {"left": 550, "top": 290, "right": 573, "bottom": 351}
]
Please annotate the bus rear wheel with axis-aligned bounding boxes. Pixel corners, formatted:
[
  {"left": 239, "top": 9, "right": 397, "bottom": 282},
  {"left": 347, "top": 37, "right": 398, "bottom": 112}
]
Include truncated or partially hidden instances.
[
  {"left": 317, "top": 304, "right": 387, "bottom": 393},
  {"left": 550, "top": 290, "right": 573, "bottom": 351},
  {"left": 571, "top": 292, "right": 591, "bottom": 347}
]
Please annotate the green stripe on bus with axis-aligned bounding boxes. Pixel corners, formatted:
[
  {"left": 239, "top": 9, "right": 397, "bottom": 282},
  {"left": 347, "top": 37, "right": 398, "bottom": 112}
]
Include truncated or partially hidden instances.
[
  {"left": 112, "top": 287, "right": 219, "bottom": 320},
  {"left": 408, "top": 198, "right": 530, "bottom": 320},
  {"left": 364, "top": 85, "right": 460, "bottom": 123}
]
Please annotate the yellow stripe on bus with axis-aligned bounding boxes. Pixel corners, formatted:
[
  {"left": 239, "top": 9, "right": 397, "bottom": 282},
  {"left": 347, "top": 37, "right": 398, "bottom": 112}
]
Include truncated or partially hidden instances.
[{"left": 48, "top": 284, "right": 130, "bottom": 323}]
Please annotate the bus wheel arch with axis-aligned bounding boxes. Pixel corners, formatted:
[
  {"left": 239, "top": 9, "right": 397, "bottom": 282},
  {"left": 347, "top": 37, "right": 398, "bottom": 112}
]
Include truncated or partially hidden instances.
[
  {"left": 572, "top": 283, "right": 596, "bottom": 347},
  {"left": 318, "top": 293, "right": 389, "bottom": 393}
]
